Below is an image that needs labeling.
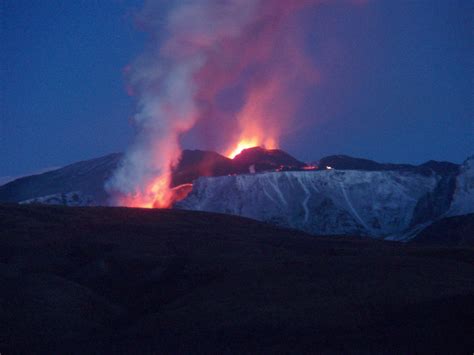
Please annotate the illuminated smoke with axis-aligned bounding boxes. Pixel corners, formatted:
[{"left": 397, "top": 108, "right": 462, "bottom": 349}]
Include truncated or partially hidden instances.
[{"left": 107, "top": 0, "right": 322, "bottom": 208}]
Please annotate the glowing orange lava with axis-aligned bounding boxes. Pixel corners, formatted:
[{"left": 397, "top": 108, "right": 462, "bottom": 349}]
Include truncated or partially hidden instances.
[
  {"left": 226, "top": 137, "right": 277, "bottom": 159},
  {"left": 115, "top": 173, "right": 175, "bottom": 209},
  {"left": 149, "top": 174, "right": 175, "bottom": 208},
  {"left": 226, "top": 138, "right": 259, "bottom": 159}
]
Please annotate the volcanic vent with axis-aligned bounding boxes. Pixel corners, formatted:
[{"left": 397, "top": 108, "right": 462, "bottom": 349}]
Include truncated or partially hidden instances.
[
  {"left": 173, "top": 147, "right": 307, "bottom": 187},
  {"left": 105, "top": 0, "right": 320, "bottom": 209}
]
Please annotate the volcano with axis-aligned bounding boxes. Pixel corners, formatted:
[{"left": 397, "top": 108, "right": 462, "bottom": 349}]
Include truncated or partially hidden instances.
[
  {"left": 172, "top": 147, "right": 307, "bottom": 186},
  {"left": 0, "top": 147, "right": 308, "bottom": 206},
  {"left": 1, "top": 149, "right": 472, "bottom": 242},
  {"left": 232, "top": 147, "right": 307, "bottom": 173},
  {"left": 171, "top": 150, "right": 233, "bottom": 187}
]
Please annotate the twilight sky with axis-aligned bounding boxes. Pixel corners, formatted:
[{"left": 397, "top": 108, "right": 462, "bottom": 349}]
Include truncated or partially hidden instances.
[{"left": 1, "top": 0, "right": 473, "bottom": 178}]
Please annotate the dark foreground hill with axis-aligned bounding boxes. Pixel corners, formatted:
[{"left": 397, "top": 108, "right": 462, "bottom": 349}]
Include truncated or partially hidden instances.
[
  {"left": 412, "top": 213, "right": 474, "bottom": 246},
  {"left": 1, "top": 205, "right": 473, "bottom": 354}
]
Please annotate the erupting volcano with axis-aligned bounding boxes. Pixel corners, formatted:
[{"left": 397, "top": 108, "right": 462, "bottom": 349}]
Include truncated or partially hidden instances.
[
  {"left": 226, "top": 138, "right": 278, "bottom": 159},
  {"left": 106, "top": 0, "right": 321, "bottom": 208}
]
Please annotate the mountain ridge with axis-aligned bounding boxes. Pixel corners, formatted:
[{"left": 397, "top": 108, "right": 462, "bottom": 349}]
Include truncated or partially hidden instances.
[{"left": 1, "top": 150, "right": 472, "bottom": 242}]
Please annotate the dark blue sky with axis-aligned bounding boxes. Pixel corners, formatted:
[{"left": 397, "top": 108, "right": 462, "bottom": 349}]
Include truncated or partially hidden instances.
[{"left": 1, "top": 0, "right": 473, "bottom": 177}]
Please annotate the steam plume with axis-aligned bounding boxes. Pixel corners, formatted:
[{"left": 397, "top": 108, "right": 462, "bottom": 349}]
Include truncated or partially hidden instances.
[{"left": 107, "top": 0, "right": 322, "bottom": 208}]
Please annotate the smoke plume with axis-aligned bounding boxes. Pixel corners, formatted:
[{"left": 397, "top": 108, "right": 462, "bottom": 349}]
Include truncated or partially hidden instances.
[{"left": 107, "top": 0, "right": 322, "bottom": 208}]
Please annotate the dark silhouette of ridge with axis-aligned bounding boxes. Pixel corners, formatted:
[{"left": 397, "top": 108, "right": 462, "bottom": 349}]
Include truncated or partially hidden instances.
[{"left": 0, "top": 204, "right": 473, "bottom": 354}]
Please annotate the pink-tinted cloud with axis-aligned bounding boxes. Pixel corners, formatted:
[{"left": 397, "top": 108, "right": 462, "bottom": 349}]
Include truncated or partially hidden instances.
[{"left": 107, "top": 0, "right": 323, "bottom": 208}]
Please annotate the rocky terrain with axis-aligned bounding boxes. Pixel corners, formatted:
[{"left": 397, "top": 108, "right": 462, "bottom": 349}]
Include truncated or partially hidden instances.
[{"left": 1, "top": 204, "right": 473, "bottom": 354}]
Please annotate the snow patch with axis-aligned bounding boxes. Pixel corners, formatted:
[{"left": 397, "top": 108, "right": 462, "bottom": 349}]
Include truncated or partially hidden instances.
[{"left": 177, "top": 170, "right": 440, "bottom": 240}]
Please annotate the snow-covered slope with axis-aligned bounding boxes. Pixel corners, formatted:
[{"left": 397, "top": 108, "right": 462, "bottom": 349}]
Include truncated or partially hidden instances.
[
  {"left": 0, "top": 154, "right": 122, "bottom": 205},
  {"left": 19, "top": 191, "right": 94, "bottom": 206},
  {"left": 177, "top": 169, "right": 444, "bottom": 239},
  {"left": 448, "top": 156, "right": 474, "bottom": 217}
]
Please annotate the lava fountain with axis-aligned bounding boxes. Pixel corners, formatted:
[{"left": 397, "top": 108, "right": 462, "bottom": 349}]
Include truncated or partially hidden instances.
[{"left": 106, "top": 0, "right": 322, "bottom": 208}]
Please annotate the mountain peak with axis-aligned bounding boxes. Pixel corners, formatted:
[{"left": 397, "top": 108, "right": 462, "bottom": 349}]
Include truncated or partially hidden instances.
[{"left": 232, "top": 146, "right": 307, "bottom": 171}]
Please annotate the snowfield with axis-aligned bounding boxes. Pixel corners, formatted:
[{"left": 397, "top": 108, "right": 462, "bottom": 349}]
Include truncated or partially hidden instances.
[
  {"left": 178, "top": 170, "right": 437, "bottom": 239},
  {"left": 178, "top": 157, "right": 474, "bottom": 240}
]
